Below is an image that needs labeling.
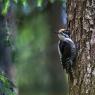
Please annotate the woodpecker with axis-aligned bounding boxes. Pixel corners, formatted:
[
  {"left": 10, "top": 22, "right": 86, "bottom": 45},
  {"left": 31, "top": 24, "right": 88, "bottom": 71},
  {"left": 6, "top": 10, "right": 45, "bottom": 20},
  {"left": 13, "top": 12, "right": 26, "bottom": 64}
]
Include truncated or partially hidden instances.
[{"left": 57, "top": 29, "right": 76, "bottom": 80}]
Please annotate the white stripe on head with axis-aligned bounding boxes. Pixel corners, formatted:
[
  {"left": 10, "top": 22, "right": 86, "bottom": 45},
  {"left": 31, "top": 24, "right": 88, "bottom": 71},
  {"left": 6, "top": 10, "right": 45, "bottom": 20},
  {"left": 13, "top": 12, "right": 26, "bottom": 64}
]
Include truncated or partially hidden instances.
[{"left": 58, "top": 29, "right": 66, "bottom": 33}]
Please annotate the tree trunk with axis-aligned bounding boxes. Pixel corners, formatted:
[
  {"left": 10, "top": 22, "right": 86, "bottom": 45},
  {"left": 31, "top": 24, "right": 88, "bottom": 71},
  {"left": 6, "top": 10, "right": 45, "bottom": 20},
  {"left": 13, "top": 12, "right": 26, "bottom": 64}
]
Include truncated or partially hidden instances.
[
  {"left": 47, "top": 1, "right": 68, "bottom": 95},
  {"left": 0, "top": 3, "right": 16, "bottom": 80},
  {"left": 67, "top": 0, "right": 95, "bottom": 95},
  {"left": 0, "top": 13, "right": 12, "bottom": 78}
]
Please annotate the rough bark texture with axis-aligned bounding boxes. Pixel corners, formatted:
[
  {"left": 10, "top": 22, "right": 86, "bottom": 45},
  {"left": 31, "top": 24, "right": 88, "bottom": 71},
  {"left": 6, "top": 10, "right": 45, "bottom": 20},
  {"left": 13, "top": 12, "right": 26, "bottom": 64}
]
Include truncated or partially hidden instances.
[{"left": 67, "top": 0, "right": 95, "bottom": 95}]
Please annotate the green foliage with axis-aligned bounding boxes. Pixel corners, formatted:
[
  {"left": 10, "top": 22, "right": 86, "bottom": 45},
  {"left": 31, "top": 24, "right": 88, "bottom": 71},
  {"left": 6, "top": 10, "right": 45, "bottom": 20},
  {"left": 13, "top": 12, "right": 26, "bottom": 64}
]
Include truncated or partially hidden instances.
[
  {"left": 15, "top": 12, "right": 50, "bottom": 89},
  {"left": 13, "top": 0, "right": 18, "bottom": 4},
  {"left": 0, "top": 72, "right": 16, "bottom": 95},
  {"left": 2, "top": 0, "right": 10, "bottom": 15},
  {"left": 36, "top": 0, "right": 43, "bottom": 7},
  {"left": 20, "top": 0, "right": 27, "bottom": 6},
  {"left": 15, "top": 10, "right": 68, "bottom": 95},
  {"left": 1, "top": 0, "right": 66, "bottom": 15}
]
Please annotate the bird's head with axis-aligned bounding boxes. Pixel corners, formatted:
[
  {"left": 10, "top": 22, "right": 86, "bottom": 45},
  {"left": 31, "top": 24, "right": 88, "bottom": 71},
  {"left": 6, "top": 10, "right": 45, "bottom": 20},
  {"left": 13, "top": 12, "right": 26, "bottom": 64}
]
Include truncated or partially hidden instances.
[{"left": 58, "top": 29, "right": 70, "bottom": 40}]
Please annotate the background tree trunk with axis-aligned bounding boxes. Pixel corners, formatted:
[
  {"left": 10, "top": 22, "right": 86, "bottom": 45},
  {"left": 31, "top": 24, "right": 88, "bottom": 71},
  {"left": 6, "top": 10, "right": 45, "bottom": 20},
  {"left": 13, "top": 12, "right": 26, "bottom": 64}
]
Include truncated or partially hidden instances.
[
  {"left": 0, "top": 9, "right": 12, "bottom": 78},
  {"left": 0, "top": 3, "right": 16, "bottom": 81},
  {"left": 67, "top": 0, "right": 95, "bottom": 95},
  {"left": 41, "top": 1, "right": 68, "bottom": 95}
]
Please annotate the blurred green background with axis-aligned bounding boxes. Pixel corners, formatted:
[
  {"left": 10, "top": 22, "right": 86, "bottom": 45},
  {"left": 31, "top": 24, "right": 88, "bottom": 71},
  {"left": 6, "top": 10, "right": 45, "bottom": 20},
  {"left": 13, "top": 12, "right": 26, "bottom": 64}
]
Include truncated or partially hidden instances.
[{"left": 1, "top": 0, "right": 69, "bottom": 95}]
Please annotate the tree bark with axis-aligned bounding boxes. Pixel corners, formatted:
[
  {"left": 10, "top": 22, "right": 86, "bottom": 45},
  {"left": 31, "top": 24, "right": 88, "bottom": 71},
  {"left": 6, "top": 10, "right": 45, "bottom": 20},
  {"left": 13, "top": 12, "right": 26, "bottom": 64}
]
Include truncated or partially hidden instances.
[
  {"left": 0, "top": 12, "right": 12, "bottom": 78},
  {"left": 0, "top": 3, "right": 16, "bottom": 80},
  {"left": 67, "top": 0, "right": 95, "bottom": 95}
]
